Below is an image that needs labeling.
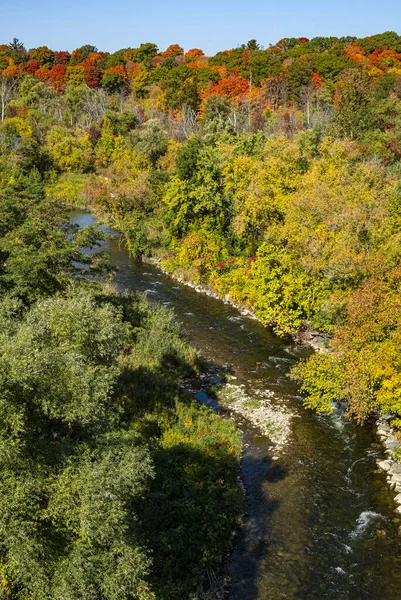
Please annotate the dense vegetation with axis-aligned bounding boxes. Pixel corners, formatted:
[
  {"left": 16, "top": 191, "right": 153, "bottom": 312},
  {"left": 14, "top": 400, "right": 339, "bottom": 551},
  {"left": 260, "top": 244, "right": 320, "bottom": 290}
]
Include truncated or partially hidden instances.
[
  {"left": 0, "top": 111, "right": 243, "bottom": 599},
  {"left": 3, "top": 30, "right": 401, "bottom": 594}
]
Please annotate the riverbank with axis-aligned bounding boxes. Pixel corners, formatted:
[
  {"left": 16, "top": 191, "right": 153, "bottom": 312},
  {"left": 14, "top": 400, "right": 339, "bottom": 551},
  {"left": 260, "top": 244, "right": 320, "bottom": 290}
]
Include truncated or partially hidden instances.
[
  {"left": 145, "top": 258, "right": 308, "bottom": 451},
  {"left": 147, "top": 257, "right": 331, "bottom": 353},
  {"left": 146, "top": 256, "right": 401, "bottom": 508},
  {"left": 376, "top": 414, "right": 401, "bottom": 515}
]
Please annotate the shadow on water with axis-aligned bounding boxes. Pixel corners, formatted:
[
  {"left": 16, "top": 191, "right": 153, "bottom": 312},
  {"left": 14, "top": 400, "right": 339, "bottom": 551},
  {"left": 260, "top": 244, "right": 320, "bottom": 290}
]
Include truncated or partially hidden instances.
[
  {"left": 70, "top": 210, "right": 401, "bottom": 600},
  {"left": 193, "top": 378, "right": 288, "bottom": 600},
  {"left": 227, "top": 439, "right": 286, "bottom": 600}
]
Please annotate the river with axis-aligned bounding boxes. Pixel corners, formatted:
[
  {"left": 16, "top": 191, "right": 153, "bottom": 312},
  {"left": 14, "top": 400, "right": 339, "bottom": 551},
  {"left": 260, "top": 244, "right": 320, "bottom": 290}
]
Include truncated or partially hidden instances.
[{"left": 72, "top": 210, "right": 401, "bottom": 600}]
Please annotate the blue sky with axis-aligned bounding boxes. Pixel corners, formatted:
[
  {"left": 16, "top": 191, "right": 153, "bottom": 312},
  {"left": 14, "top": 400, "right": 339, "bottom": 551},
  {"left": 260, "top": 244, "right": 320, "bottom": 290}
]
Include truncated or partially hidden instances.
[{"left": 0, "top": 0, "right": 400, "bottom": 55}]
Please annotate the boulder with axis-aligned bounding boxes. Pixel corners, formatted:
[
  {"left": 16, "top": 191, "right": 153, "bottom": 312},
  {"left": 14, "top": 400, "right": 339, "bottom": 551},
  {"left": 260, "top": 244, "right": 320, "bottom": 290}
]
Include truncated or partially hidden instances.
[
  {"left": 391, "top": 475, "right": 401, "bottom": 489},
  {"left": 378, "top": 427, "right": 391, "bottom": 437},
  {"left": 380, "top": 414, "right": 396, "bottom": 423},
  {"left": 390, "top": 462, "right": 401, "bottom": 476},
  {"left": 385, "top": 436, "right": 400, "bottom": 450},
  {"left": 395, "top": 493, "right": 401, "bottom": 505},
  {"left": 378, "top": 460, "right": 392, "bottom": 472}
]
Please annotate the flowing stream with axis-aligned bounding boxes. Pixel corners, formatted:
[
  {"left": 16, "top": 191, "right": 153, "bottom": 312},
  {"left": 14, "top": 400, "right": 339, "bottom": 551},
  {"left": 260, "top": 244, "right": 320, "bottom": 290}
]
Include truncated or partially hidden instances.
[{"left": 72, "top": 210, "right": 401, "bottom": 600}]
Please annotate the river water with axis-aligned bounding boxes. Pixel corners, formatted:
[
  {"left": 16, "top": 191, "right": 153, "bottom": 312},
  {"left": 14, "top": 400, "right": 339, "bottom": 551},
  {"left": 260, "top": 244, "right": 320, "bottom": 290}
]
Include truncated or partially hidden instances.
[{"left": 72, "top": 210, "right": 401, "bottom": 600}]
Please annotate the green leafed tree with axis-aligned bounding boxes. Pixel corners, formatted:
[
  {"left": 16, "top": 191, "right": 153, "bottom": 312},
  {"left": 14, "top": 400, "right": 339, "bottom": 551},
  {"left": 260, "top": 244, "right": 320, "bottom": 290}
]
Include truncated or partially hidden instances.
[{"left": 0, "top": 289, "right": 156, "bottom": 600}]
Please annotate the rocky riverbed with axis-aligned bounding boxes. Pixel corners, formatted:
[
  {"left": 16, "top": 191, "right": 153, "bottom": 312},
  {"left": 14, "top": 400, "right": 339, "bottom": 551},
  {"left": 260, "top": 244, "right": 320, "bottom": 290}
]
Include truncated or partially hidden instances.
[
  {"left": 376, "top": 414, "right": 401, "bottom": 514},
  {"left": 213, "top": 381, "right": 294, "bottom": 450}
]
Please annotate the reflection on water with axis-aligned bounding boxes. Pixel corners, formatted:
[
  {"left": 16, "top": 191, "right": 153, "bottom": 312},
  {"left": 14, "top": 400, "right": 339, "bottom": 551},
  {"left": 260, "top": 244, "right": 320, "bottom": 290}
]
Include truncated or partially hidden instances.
[{"left": 71, "top": 211, "right": 401, "bottom": 600}]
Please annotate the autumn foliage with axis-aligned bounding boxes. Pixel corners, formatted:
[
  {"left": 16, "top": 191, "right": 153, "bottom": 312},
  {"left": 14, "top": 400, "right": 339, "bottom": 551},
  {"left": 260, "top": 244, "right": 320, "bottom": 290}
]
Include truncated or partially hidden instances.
[{"left": 0, "top": 32, "right": 400, "bottom": 114}]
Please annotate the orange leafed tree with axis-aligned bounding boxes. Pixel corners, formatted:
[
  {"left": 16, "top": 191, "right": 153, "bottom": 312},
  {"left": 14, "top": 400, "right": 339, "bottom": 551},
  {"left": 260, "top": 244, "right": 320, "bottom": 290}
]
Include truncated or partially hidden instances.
[
  {"left": 104, "top": 64, "right": 127, "bottom": 82},
  {"left": 199, "top": 72, "right": 250, "bottom": 114},
  {"left": 125, "top": 61, "right": 143, "bottom": 79},
  {"left": 185, "top": 48, "right": 205, "bottom": 59},
  {"left": 48, "top": 64, "right": 66, "bottom": 91},
  {"left": 368, "top": 49, "right": 401, "bottom": 70},
  {"left": 161, "top": 44, "right": 184, "bottom": 58},
  {"left": 312, "top": 72, "right": 322, "bottom": 89},
  {"left": 187, "top": 60, "right": 210, "bottom": 70},
  {"left": 210, "top": 72, "right": 249, "bottom": 99},
  {"left": 35, "top": 67, "right": 50, "bottom": 82},
  {"left": 345, "top": 45, "right": 367, "bottom": 65},
  {"left": 0, "top": 59, "right": 23, "bottom": 121},
  {"left": 210, "top": 65, "right": 228, "bottom": 78},
  {"left": 1, "top": 58, "right": 22, "bottom": 77},
  {"left": 86, "top": 52, "right": 104, "bottom": 64}
]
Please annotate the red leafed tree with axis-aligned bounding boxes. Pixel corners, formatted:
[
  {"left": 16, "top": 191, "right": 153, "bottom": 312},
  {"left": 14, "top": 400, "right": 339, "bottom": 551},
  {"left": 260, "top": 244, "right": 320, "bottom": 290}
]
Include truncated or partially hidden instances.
[
  {"left": 55, "top": 51, "right": 70, "bottom": 65},
  {"left": 70, "top": 48, "right": 84, "bottom": 65},
  {"left": 242, "top": 49, "right": 251, "bottom": 66},
  {"left": 26, "top": 59, "right": 40, "bottom": 74},
  {"left": 83, "top": 63, "right": 102, "bottom": 88}
]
